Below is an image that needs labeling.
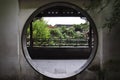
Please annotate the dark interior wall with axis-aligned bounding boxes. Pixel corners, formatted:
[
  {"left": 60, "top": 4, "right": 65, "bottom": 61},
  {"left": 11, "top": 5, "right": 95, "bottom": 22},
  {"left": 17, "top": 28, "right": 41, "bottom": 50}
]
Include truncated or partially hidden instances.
[
  {"left": 0, "top": 0, "right": 101, "bottom": 80},
  {"left": 19, "top": 0, "right": 91, "bottom": 9},
  {"left": 0, "top": 0, "right": 120, "bottom": 80},
  {"left": 103, "top": 21, "right": 120, "bottom": 80},
  {"left": 95, "top": 1, "right": 120, "bottom": 80},
  {"left": 19, "top": 1, "right": 120, "bottom": 80},
  {"left": 19, "top": 0, "right": 100, "bottom": 80},
  {"left": 0, "top": 0, "right": 19, "bottom": 80}
]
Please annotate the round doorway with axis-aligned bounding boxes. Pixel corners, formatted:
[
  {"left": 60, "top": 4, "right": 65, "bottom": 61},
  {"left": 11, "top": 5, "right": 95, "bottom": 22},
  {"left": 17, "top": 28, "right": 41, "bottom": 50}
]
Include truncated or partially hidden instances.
[{"left": 21, "top": 2, "right": 98, "bottom": 79}]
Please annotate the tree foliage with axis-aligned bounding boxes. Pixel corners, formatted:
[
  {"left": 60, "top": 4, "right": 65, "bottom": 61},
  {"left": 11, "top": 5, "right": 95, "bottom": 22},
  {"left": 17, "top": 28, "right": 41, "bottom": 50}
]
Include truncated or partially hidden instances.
[
  {"left": 27, "top": 18, "right": 89, "bottom": 46},
  {"left": 32, "top": 19, "right": 50, "bottom": 40},
  {"left": 27, "top": 19, "right": 50, "bottom": 46}
]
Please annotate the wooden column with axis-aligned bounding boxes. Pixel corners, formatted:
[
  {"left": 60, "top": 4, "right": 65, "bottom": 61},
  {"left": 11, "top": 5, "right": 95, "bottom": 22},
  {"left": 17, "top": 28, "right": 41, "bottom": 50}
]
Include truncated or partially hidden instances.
[
  {"left": 88, "top": 23, "right": 92, "bottom": 48},
  {"left": 30, "top": 21, "right": 33, "bottom": 47}
]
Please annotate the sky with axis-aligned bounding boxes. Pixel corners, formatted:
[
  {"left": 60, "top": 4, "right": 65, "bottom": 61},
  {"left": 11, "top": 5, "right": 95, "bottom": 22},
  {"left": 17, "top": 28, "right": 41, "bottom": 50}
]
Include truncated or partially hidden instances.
[{"left": 43, "top": 17, "right": 87, "bottom": 26}]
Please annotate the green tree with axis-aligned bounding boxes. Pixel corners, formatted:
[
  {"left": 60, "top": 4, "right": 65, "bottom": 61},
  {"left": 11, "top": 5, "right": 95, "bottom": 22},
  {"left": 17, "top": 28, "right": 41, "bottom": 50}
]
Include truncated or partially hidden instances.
[
  {"left": 27, "top": 19, "right": 50, "bottom": 46},
  {"left": 66, "top": 27, "right": 75, "bottom": 38},
  {"left": 32, "top": 19, "right": 50, "bottom": 39},
  {"left": 74, "top": 24, "right": 82, "bottom": 32},
  {"left": 50, "top": 28, "right": 64, "bottom": 38},
  {"left": 80, "top": 23, "right": 89, "bottom": 32}
]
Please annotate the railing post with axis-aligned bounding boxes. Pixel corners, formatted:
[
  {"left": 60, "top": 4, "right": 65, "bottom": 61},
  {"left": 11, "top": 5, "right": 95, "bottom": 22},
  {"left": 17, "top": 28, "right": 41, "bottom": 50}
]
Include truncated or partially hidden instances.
[
  {"left": 30, "top": 21, "right": 33, "bottom": 47},
  {"left": 89, "top": 23, "right": 92, "bottom": 48}
]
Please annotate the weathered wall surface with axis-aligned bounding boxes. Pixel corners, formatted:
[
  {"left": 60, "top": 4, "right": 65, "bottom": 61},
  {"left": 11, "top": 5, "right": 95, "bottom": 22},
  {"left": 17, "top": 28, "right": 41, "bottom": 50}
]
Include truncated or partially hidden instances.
[
  {"left": 102, "top": 13, "right": 120, "bottom": 80},
  {"left": 0, "top": 0, "right": 19, "bottom": 80},
  {"left": 19, "top": 0, "right": 101, "bottom": 80},
  {"left": 0, "top": 0, "right": 120, "bottom": 80},
  {"left": 102, "top": 24, "right": 120, "bottom": 80}
]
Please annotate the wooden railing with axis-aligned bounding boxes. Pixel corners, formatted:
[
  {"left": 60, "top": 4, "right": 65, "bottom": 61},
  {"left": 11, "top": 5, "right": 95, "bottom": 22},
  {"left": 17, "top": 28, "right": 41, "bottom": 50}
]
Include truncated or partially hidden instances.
[{"left": 27, "top": 38, "right": 93, "bottom": 48}]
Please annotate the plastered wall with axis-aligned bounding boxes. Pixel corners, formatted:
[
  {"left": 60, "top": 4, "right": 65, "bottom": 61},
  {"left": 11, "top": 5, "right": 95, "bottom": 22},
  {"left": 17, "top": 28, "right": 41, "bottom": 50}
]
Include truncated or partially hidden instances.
[
  {"left": 19, "top": 0, "right": 101, "bottom": 80},
  {"left": 0, "top": 0, "right": 19, "bottom": 79},
  {"left": 0, "top": 0, "right": 120, "bottom": 80}
]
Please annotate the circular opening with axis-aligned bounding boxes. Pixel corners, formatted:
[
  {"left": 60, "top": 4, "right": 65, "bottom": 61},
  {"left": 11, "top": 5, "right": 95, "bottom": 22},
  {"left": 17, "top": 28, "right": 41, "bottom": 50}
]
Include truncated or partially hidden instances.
[{"left": 21, "top": 2, "right": 98, "bottom": 79}]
